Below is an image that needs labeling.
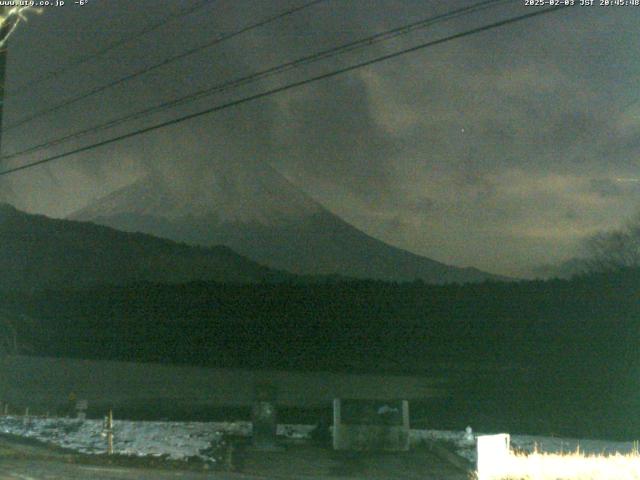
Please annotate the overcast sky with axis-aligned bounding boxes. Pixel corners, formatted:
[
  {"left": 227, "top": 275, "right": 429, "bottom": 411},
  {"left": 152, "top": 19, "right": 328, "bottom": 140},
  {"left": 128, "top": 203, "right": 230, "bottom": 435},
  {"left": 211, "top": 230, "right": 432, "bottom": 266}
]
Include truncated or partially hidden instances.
[{"left": 1, "top": 0, "right": 639, "bottom": 277}]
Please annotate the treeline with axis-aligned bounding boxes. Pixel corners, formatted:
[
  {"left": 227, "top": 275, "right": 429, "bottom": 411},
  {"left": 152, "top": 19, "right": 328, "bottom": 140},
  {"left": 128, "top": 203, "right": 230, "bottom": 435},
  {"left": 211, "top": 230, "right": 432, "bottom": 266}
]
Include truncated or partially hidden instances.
[
  {"left": 6, "top": 267, "right": 640, "bottom": 322},
  {"left": 2, "top": 268, "right": 638, "bottom": 370}
]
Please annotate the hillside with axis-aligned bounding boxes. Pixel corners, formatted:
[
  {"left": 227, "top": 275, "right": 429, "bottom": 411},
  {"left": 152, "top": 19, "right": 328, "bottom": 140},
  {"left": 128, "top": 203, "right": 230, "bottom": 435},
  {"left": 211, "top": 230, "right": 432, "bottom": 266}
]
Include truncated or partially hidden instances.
[{"left": 0, "top": 203, "right": 290, "bottom": 291}]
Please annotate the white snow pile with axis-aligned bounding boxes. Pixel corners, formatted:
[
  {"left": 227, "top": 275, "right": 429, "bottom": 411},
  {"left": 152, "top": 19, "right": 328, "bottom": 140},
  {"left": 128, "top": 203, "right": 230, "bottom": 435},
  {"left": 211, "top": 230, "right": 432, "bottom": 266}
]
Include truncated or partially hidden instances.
[
  {"left": 0, "top": 416, "right": 317, "bottom": 461},
  {"left": 0, "top": 416, "right": 252, "bottom": 461},
  {"left": 412, "top": 428, "right": 639, "bottom": 464}
]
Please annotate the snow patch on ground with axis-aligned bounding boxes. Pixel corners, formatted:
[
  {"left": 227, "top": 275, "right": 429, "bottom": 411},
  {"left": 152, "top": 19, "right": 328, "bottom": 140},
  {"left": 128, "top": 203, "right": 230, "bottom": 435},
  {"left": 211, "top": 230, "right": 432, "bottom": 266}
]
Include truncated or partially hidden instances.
[
  {"left": 0, "top": 416, "right": 635, "bottom": 466},
  {"left": 0, "top": 417, "right": 252, "bottom": 461}
]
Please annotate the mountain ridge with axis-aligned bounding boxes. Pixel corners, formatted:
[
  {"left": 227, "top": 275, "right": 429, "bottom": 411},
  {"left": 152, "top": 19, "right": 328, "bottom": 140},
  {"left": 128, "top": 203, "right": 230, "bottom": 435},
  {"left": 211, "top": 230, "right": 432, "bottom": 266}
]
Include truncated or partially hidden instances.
[{"left": 0, "top": 202, "right": 295, "bottom": 292}]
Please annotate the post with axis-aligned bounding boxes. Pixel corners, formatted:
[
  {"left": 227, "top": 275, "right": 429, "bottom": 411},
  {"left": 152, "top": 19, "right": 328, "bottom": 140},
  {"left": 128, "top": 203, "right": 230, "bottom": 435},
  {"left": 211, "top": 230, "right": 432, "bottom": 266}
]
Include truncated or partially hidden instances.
[
  {"left": 332, "top": 398, "right": 341, "bottom": 450},
  {"left": 104, "top": 409, "right": 113, "bottom": 455},
  {"left": 75, "top": 399, "right": 88, "bottom": 420},
  {"left": 401, "top": 400, "right": 410, "bottom": 430},
  {"left": 0, "top": 6, "right": 12, "bottom": 156},
  {"left": 0, "top": 7, "right": 12, "bottom": 201},
  {"left": 108, "top": 410, "right": 113, "bottom": 455},
  {"left": 251, "top": 383, "right": 278, "bottom": 450}
]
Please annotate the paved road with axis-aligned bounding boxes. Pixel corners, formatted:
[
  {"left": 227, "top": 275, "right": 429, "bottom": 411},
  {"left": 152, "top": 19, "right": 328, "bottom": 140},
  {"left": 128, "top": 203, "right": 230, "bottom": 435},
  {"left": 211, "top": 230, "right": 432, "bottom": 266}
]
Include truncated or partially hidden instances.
[
  {"left": 0, "top": 459, "right": 263, "bottom": 480},
  {"left": 0, "top": 455, "right": 469, "bottom": 480},
  {"left": 0, "top": 436, "right": 469, "bottom": 479}
]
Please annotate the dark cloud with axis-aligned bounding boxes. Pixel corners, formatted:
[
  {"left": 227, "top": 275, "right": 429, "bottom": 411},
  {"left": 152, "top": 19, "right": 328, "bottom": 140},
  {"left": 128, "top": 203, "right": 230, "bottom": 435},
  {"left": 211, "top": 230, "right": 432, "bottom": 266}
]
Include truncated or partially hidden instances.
[
  {"left": 589, "top": 178, "right": 623, "bottom": 199},
  {"left": 274, "top": 75, "right": 398, "bottom": 202}
]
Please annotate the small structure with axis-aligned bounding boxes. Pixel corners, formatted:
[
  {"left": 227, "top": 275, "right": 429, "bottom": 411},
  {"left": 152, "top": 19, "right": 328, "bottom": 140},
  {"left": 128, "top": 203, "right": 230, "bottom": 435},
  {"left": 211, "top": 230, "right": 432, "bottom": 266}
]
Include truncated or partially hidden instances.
[
  {"left": 463, "top": 425, "right": 475, "bottom": 445},
  {"left": 75, "top": 399, "right": 88, "bottom": 420},
  {"left": 476, "top": 433, "right": 510, "bottom": 480},
  {"left": 251, "top": 383, "right": 279, "bottom": 450},
  {"left": 332, "top": 398, "right": 410, "bottom": 451}
]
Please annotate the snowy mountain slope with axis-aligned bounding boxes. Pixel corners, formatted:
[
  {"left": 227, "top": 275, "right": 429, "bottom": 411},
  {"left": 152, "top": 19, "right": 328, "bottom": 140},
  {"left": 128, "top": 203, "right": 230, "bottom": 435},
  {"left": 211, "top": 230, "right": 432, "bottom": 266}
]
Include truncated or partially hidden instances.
[{"left": 71, "top": 165, "right": 502, "bottom": 285}]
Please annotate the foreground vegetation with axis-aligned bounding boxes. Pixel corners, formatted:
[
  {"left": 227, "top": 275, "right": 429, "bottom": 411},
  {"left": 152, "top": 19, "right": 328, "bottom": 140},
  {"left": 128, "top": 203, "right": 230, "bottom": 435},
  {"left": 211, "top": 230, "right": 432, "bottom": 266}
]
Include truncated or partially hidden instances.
[{"left": 481, "top": 450, "right": 640, "bottom": 480}]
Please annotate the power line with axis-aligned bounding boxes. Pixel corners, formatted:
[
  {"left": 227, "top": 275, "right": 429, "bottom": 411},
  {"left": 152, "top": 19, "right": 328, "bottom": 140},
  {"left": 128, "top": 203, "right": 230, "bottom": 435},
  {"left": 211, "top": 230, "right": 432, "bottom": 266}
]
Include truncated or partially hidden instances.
[
  {"left": 3, "top": 0, "right": 326, "bottom": 132},
  {"left": 0, "top": 0, "right": 509, "bottom": 163},
  {"left": 0, "top": 5, "right": 571, "bottom": 178},
  {"left": 6, "top": 0, "right": 214, "bottom": 95}
]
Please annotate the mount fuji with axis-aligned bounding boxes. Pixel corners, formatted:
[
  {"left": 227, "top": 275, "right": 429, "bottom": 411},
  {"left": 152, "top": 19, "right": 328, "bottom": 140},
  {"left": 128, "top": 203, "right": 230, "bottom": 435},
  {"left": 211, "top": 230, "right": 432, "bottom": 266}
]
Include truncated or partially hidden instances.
[{"left": 71, "top": 161, "right": 501, "bottom": 284}]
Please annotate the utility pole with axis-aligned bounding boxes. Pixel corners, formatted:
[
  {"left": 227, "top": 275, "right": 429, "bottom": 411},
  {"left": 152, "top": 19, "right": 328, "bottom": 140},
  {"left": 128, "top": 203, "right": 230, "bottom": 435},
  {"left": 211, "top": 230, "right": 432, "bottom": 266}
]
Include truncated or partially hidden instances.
[
  {"left": 0, "top": 6, "right": 14, "bottom": 157},
  {"left": 0, "top": 7, "right": 24, "bottom": 200}
]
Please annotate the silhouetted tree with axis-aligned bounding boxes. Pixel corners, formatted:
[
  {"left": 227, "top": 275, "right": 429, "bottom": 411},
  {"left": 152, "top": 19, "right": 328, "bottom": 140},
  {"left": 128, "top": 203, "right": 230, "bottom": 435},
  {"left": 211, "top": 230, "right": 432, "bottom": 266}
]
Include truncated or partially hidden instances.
[{"left": 584, "top": 216, "right": 640, "bottom": 272}]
